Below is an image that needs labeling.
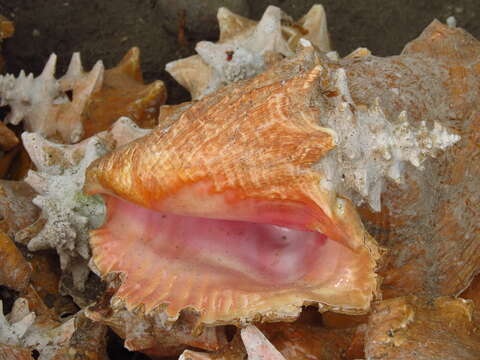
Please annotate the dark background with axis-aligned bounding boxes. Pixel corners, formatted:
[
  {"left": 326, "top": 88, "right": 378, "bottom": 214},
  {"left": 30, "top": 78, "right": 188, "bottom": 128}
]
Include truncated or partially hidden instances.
[{"left": 0, "top": 0, "right": 479, "bottom": 104}]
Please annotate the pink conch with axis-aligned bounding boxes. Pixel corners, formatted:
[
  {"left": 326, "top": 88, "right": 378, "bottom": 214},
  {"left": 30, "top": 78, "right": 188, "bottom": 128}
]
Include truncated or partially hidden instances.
[
  {"left": 85, "top": 46, "right": 380, "bottom": 325},
  {"left": 84, "top": 21, "right": 463, "bottom": 328}
]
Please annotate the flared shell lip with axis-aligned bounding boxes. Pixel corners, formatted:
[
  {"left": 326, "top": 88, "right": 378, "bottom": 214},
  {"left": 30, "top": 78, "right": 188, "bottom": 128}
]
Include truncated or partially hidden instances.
[{"left": 88, "top": 191, "right": 381, "bottom": 326}]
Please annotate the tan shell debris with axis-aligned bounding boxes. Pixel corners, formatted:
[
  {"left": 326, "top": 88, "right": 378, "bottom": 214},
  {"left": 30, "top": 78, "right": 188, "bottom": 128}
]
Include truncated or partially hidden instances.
[
  {"left": 0, "top": 47, "right": 165, "bottom": 143},
  {"left": 0, "top": 297, "right": 74, "bottom": 360},
  {"left": 364, "top": 296, "right": 480, "bottom": 359},
  {"left": 0, "top": 180, "right": 39, "bottom": 239},
  {"left": 166, "top": 4, "right": 330, "bottom": 99},
  {"left": 461, "top": 274, "right": 480, "bottom": 325},
  {"left": 0, "top": 344, "right": 33, "bottom": 360},
  {"left": 257, "top": 321, "right": 359, "bottom": 360},
  {"left": 179, "top": 335, "right": 246, "bottom": 360},
  {"left": 0, "top": 230, "right": 31, "bottom": 292},
  {"left": 0, "top": 122, "right": 19, "bottom": 151},
  {"left": 180, "top": 313, "right": 362, "bottom": 360},
  {"left": 20, "top": 117, "right": 150, "bottom": 291}
]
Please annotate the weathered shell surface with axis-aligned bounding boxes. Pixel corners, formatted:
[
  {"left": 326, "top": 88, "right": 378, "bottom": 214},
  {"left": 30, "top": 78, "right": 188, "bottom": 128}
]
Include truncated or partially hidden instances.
[
  {"left": 365, "top": 296, "right": 480, "bottom": 359},
  {"left": 351, "top": 21, "right": 480, "bottom": 298},
  {"left": 0, "top": 180, "right": 39, "bottom": 238},
  {"left": 0, "top": 230, "right": 31, "bottom": 292},
  {"left": 86, "top": 282, "right": 228, "bottom": 357}
]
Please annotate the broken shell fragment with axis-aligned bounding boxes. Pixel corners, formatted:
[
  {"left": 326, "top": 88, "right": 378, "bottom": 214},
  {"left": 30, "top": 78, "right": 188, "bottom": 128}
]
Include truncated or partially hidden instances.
[
  {"left": 166, "top": 4, "right": 330, "bottom": 99},
  {"left": 364, "top": 296, "right": 480, "bottom": 359},
  {"left": 180, "top": 315, "right": 361, "bottom": 360},
  {"left": 257, "top": 321, "right": 357, "bottom": 360},
  {"left": 0, "top": 344, "right": 33, "bottom": 360},
  {"left": 0, "top": 292, "right": 109, "bottom": 360},
  {"left": 0, "top": 296, "right": 72, "bottom": 360},
  {"left": 0, "top": 122, "right": 19, "bottom": 151},
  {"left": 241, "top": 325, "right": 285, "bottom": 360},
  {"left": 179, "top": 334, "right": 246, "bottom": 360}
]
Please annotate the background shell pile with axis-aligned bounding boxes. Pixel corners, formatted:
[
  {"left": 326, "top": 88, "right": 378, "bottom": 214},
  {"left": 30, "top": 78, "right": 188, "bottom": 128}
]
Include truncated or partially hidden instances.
[{"left": 0, "top": 3, "right": 478, "bottom": 360}]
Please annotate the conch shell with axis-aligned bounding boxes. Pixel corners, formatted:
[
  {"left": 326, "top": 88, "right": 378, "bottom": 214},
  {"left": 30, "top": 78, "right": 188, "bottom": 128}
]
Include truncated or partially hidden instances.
[
  {"left": 86, "top": 28, "right": 458, "bottom": 329},
  {"left": 166, "top": 4, "right": 330, "bottom": 100},
  {"left": 86, "top": 44, "right": 383, "bottom": 326}
]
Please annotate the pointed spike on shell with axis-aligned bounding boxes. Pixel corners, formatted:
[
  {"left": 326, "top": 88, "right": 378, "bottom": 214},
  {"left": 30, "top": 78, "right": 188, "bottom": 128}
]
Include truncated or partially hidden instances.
[
  {"left": 165, "top": 55, "right": 215, "bottom": 100},
  {"left": 346, "top": 47, "right": 372, "bottom": 58},
  {"left": 57, "top": 59, "right": 106, "bottom": 143},
  {"left": 113, "top": 47, "right": 142, "bottom": 82},
  {"left": 297, "top": 4, "right": 331, "bottom": 52},
  {"left": 60, "top": 52, "right": 84, "bottom": 90},
  {"left": 107, "top": 116, "right": 152, "bottom": 146},
  {"left": 217, "top": 7, "right": 256, "bottom": 43},
  {"left": 252, "top": 5, "right": 292, "bottom": 56},
  {"left": 316, "top": 72, "right": 461, "bottom": 212},
  {"left": 168, "top": 5, "right": 331, "bottom": 100},
  {"left": 39, "top": 53, "right": 57, "bottom": 80}
]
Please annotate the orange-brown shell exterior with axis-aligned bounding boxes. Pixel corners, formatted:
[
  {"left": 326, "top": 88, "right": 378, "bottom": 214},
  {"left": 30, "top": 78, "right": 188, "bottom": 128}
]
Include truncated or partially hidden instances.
[{"left": 364, "top": 296, "right": 480, "bottom": 359}]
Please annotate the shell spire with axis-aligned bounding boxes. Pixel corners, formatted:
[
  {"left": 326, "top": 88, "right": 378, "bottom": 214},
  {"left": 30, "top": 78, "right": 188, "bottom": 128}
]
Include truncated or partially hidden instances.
[{"left": 315, "top": 66, "right": 460, "bottom": 211}]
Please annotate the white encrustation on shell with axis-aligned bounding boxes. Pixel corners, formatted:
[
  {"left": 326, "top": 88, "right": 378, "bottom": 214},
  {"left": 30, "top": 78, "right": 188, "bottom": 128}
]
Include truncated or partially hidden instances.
[
  {"left": 315, "top": 67, "right": 461, "bottom": 211},
  {"left": 20, "top": 117, "right": 151, "bottom": 290},
  {"left": 0, "top": 54, "right": 63, "bottom": 133},
  {"left": 166, "top": 4, "right": 330, "bottom": 100}
]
